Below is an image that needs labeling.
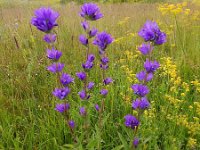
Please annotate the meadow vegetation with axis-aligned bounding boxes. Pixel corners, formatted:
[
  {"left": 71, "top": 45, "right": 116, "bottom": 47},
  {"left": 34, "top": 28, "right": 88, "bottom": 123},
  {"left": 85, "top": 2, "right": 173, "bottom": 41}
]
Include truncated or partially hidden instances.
[{"left": 0, "top": 0, "right": 200, "bottom": 149}]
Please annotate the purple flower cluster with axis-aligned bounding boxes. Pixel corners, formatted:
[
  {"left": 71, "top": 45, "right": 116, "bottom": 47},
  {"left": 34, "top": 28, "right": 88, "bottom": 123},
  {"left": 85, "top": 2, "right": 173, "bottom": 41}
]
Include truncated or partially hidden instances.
[
  {"left": 31, "top": 7, "right": 59, "bottom": 33},
  {"left": 94, "top": 104, "right": 100, "bottom": 111},
  {"left": 55, "top": 103, "right": 70, "bottom": 113},
  {"left": 124, "top": 115, "right": 140, "bottom": 129},
  {"left": 68, "top": 120, "right": 75, "bottom": 129},
  {"left": 60, "top": 73, "right": 74, "bottom": 86},
  {"left": 132, "top": 97, "right": 150, "bottom": 110},
  {"left": 93, "top": 32, "right": 114, "bottom": 97},
  {"left": 133, "top": 138, "right": 139, "bottom": 148},
  {"left": 76, "top": 72, "right": 86, "bottom": 81},
  {"left": 82, "top": 54, "right": 95, "bottom": 70},
  {"left": 46, "top": 48, "right": 62, "bottom": 60},
  {"left": 93, "top": 32, "right": 114, "bottom": 52},
  {"left": 31, "top": 7, "right": 75, "bottom": 127},
  {"left": 44, "top": 33, "right": 57, "bottom": 43},
  {"left": 92, "top": 31, "right": 113, "bottom": 113},
  {"left": 47, "top": 63, "right": 64, "bottom": 73},
  {"left": 138, "top": 20, "right": 167, "bottom": 45},
  {"left": 80, "top": 3, "right": 103, "bottom": 21},
  {"left": 144, "top": 59, "right": 160, "bottom": 73},
  {"left": 124, "top": 20, "right": 166, "bottom": 148},
  {"left": 131, "top": 84, "right": 149, "bottom": 97},
  {"left": 138, "top": 43, "right": 153, "bottom": 55},
  {"left": 135, "top": 59, "right": 160, "bottom": 83},
  {"left": 78, "top": 3, "right": 103, "bottom": 114},
  {"left": 53, "top": 87, "right": 71, "bottom": 100},
  {"left": 79, "top": 107, "right": 87, "bottom": 116}
]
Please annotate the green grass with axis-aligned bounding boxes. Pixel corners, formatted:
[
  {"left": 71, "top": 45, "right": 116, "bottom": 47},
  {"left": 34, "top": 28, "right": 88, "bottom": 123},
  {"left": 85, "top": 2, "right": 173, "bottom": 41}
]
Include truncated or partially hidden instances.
[{"left": 0, "top": 1, "right": 200, "bottom": 150}]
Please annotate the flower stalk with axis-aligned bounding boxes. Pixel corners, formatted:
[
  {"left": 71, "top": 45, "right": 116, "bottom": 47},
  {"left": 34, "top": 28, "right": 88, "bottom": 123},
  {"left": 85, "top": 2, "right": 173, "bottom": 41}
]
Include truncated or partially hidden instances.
[{"left": 124, "top": 20, "right": 167, "bottom": 149}]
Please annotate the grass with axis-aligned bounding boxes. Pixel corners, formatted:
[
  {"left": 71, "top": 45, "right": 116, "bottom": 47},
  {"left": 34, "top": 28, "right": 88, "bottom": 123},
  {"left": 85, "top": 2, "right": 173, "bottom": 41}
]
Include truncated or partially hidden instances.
[{"left": 0, "top": 1, "right": 200, "bottom": 149}]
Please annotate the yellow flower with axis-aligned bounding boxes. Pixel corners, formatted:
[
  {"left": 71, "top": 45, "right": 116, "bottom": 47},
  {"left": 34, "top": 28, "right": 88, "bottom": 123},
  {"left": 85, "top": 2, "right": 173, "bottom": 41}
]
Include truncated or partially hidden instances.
[
  {"left": 119, "top": 59, "right": 125, "bottom": 63},
  {"left": 182, "top": 82, "right": 190, "bottom": 92},
  {"left": 193, "top": 117, "right": 199, "bottom": 122},
  {"left": 189, "top": 105, "right": 193, "bottom": 109},
  {"left": 171, "top": 7, "right": 182, "bottom": 15},
  {"left": 182, "top": 2, "right": 188, "bottom": 7},
  {"left": 168, "top": 4, "right": 176, "bottom": 10},
  {"left": 181, "top": 93, "right": 185, "bottom": 97},
  {"left": 184, "top": 9, "right": 190, "bottom": 15},
  {"left": 177, "top": 3, "right": 183, "bottom": 9},
  {"left": 187, "top": 138, "right": 197, "bottom": 148}
]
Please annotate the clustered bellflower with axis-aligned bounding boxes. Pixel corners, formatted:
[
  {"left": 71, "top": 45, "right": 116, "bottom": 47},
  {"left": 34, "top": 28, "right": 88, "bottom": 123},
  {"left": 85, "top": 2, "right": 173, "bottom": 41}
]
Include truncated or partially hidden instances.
[
  {"left": 124, "top": 20, "right": 166, "bottom": 148},
  {"left": 93, "top": 31, "right": 114, "bottom": 113},
  {"left": 46, "top": 48, "right": 62, "bottom": 60},
  {"left": 55, "top": 103, "right": 70, "bottom": 113},
  {"left": 31, "top": 7, "right": 76, "bottom": 129},
  {"left": 47, "top": 63, "right": 64, "bottom": 73},
  {"left": 93, "top": 32, "right": 114, "bottom": 52},
  {"left": 138, "top": 20, "right": 166, "bottom": 45},
  {"left": 44, "top": 33, "right": 57, "bottom": 43},
  {"left": 80, "top": 3, "right": 103, "bottom": 21},
  {"left": 124, "top": 115, "right": 140, "bottom": 129},
  {"left": 52, "top": 87, "right": 71, "bottom": 100},
  {"left": 31, "top": 7, "right": 59, "bottom": 33},
  {"left": 79, "top": 107, "right": 87, "bottom": 116},
  {"left": 77, "top": 3, "right": 102, "bottom": 116}
]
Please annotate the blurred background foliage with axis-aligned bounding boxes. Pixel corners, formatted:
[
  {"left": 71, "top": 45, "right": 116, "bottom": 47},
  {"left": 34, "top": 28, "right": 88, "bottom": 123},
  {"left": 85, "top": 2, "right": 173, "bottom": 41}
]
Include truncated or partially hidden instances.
[{"left": 0, "top": 0, "right": 193, "bottom": 7}]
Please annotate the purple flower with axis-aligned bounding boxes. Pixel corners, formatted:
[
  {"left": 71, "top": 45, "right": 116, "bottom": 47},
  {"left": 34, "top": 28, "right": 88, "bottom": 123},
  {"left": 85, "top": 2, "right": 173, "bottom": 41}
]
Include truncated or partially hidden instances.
[
  {"left": 155, "top": 31, "right": 167, "bottom": 45},
  {"left": 80, "top": 3, "right": 103, "bottom": 21},
  {"left": 104, "top": 77, "right": 113, "bottom": 85},
  {"left": 79, "top": 90, "right": 86, "bottom": 99},
  {"left": 133, "top": 138, "right": 139, "bottom": 148},
  {"left": 82, "top": 61, "right": 94, "bottom": 69},
  {"left": 79, "top": 35, "right": 88, "bottom": 46},
  {"left": 47, "top": 63, "right": 64, "bottom": 73},
  {"left": 136, "top": 71, "right": 153, "bottom": 82},
  {"left": 100, "top": 89, "right": 108, "bottom": 96},
  {"left": 131, "top": 84, "right": 149, "bottom": 97},
  {"left": 87, "top": 82, "right": 95, "bottom": 89},
  {"left": 55, "top": 103, "right": 70, "bottom": 113},
  {"left": 81, "top": 20, "right": 89, "bottom": 30},
  {"left": 138, "top": 20, "right": 166, "bottom": 45},
  {"left": 132, "top": 99, "right": 140, "bottom": 110},
  {"left": 101, "top": 57, "right": 109, "bottom": 64},
  {"left": 132, "top": 97, "right": 150, "bottom": 110},
  {"left": 93, "top": 32, "right": 114, "bottom": 50},
  {"left": 43, "top": 33, "right": 56, "bottom": 43},
  {"left": 68, "top": 120, "right": 75, "bottom": 129},
  {"left": 138, "top": 43, "right": 153, "bottom": 55},
  {"left": 139, "top": 97, "right": 150, "bottom": 109},
  {"left": 79, "top": 107, "right": 87, "bottom": 116},
  {"left": 144, "top": 59, "right": 160, "bottom": 73},
  {"left": 76, "top": 72, "right": 86, "bottom": 81},
  {"left": 138, "top": 20, "right": 159, "bottom": 41},
  {"left": 87, "top": 54, "right": 95, "bottom": 62},
  {"left": 100, "top": 64, "right": 109, "bottom": 70},
  {"left": 89, "top": 28, "right": 98, "bottom": 37},
  {"left": 95, "top": 104, "right": 100, "bottom": 111},
  {"left": 31, "top": 7, "right": 59, "bottom": 32},
  {"left": 46, "top": 48, "right": 62, "bottom": 60},
  {"left": 78, "top": 90, "right": 90, "bottom": 100},
  {"left": 124, "top": 114, "right": 139, "bottom": 129},
  {"left": 60, "top": 73, "right": 74, "bottom": 85},
  {"left": 52, "top": 87, "right": 70, "bottom": 100}
]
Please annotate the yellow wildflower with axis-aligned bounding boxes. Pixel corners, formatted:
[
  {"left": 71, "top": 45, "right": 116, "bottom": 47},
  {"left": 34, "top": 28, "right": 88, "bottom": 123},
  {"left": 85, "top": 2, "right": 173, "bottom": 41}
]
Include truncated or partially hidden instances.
[{"left": 187, "top": 138, "right": 197, "bottom": 149}]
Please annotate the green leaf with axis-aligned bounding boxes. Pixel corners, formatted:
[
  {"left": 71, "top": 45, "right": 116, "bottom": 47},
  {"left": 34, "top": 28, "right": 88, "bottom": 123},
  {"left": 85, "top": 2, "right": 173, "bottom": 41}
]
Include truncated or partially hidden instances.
[
  {"left": 117, "top": 132, "right": 128, "bottom": 149},
  {"left": 112, "top": 145, "right": 124, "bottom": 150}
]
